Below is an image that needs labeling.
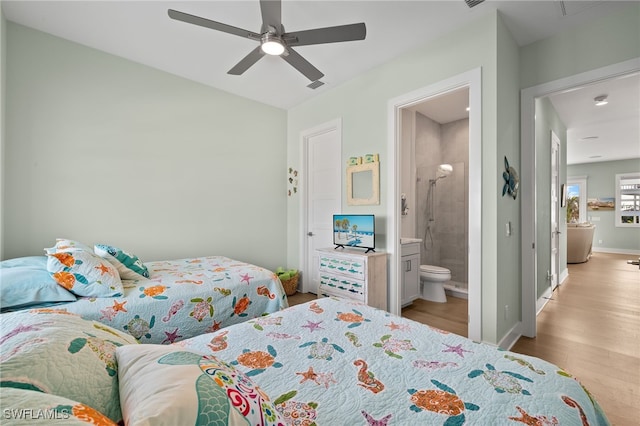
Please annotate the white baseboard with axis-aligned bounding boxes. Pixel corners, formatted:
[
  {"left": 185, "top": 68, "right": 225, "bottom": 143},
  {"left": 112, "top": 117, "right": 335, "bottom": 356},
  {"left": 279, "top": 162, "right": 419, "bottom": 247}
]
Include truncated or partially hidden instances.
[
  {"left": 536, "top": 287, "right": 553, "bottom": 315},
  {"left": 559, "top": 268, "right": 569, "bottom": 285},
  {"left": 593, "top": 247, "right": 640, "bottom": 255},
  {"left": 499, "top": 321, "right": 523, "bottom": 350}
]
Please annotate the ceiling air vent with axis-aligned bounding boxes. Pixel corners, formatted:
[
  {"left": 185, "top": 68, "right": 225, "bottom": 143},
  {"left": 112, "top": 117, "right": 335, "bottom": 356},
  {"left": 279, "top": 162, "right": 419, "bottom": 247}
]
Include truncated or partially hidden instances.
[
  {"left": 307, "top": 80, "right": 325, "bottom": 90},
  {"left": 465, "top": 0, "right": 485, "bottom": 8}
]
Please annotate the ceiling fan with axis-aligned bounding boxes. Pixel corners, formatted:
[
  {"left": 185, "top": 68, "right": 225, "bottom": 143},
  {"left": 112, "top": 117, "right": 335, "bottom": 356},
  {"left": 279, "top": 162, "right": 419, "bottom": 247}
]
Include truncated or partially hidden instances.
[{"left": 168, "top": 0, "right": 366, "bottom": 84}]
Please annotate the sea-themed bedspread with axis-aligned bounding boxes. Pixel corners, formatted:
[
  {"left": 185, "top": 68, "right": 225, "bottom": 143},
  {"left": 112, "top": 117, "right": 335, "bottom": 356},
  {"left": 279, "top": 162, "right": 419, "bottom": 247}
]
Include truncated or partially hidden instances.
[
  {"left": 178, "top": 297, "right": 609, "bottom": 425},
  {"left": 60, "top": 256, "right": 288, "bottom": 344}
]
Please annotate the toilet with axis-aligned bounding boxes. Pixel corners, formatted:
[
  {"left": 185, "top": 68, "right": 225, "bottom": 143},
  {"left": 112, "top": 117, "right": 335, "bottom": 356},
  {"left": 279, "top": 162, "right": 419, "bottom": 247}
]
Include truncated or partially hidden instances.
[{"left": 419, "top": 265, "right": 451, "bottom": 303}]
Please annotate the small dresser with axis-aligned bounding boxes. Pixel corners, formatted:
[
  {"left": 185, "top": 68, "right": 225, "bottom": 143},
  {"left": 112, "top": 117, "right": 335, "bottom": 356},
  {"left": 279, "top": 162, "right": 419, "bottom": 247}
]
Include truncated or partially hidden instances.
[{"left": 316, "top": 248, "right": 387, "bottom": 310}]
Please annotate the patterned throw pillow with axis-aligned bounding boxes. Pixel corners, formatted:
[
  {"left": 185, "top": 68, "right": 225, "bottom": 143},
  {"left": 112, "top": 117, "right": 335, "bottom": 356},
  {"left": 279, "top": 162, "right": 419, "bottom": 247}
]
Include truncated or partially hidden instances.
[
  {"left": 1, "top": 388, "right": 117, "bottom": 425},
  {"left": 44, "top": 238, "right": 93, "bottom": 254},
  {"left": 116, "top": 344, "right": 285, "bottom": 426},
  {"left": 94, "top": 244, "right": 149, "bottom": 280},
  {"left": 46, "top": 250, "right": 123, "bottom": 297},
  {"left": 0, "top": 310, "right": 139, "bottom": 423}
]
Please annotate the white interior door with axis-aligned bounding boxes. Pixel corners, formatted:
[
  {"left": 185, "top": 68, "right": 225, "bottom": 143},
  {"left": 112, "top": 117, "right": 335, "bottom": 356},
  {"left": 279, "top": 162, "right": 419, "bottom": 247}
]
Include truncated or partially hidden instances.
[
  {"left": 302, "top": 120, "right": 342, "bottom": 293},
  {"left": 550, "top": 131, "right": 560, "bottom": 290}
]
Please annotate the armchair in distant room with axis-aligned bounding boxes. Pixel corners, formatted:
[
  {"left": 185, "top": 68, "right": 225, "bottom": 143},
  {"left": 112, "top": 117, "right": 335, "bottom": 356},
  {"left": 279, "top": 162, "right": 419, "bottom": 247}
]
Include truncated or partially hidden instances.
[{"left": 567, "top": 222, "right": 596, "bottom": 263}]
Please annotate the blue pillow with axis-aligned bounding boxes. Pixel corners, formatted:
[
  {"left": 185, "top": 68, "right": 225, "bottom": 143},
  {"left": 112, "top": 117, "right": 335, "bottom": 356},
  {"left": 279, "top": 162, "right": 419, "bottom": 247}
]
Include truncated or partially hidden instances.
[
  {"left": 0, "top": 256, "right": 47, "bottom": 269},
  {"left": 0, "top": 267, "right": 77, "bottom": 311}
]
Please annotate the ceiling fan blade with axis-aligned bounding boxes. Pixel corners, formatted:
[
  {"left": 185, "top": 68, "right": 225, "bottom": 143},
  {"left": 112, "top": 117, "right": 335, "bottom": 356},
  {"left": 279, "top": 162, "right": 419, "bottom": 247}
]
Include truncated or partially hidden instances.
[
  {"left": 285, "top": 23, "right": 366, "bottom": 47},
  {"left": 168, "top": 9, "right": 260, "bottom": 40},
  {"left": 228, "top": 46, "right": 265, "bottom": 75},
  {"left": 281, "top": 48, "right": 324, "bottom": 82},
  {"left": 259, "top": 0, "right": 282, "bottom": 33}
]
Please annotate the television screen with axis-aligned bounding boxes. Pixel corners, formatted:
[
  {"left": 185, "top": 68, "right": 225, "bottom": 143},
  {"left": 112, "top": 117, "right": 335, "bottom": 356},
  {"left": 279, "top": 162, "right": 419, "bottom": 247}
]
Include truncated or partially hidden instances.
[{"left": 333, "top": 214, "right": 375, "bottom": 252}]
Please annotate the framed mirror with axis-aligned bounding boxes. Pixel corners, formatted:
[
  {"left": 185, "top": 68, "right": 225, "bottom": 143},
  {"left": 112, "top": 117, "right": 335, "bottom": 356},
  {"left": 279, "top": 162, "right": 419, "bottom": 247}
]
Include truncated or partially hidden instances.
[{"left": 347, "top": 161, "right": 380, "bottom": 205}]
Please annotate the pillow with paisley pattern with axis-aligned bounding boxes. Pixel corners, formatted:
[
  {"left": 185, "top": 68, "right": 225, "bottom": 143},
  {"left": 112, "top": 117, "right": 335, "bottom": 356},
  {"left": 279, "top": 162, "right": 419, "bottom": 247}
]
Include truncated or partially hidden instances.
[{"left": 116, "top": 344, "right": 285, "bottom": 426}]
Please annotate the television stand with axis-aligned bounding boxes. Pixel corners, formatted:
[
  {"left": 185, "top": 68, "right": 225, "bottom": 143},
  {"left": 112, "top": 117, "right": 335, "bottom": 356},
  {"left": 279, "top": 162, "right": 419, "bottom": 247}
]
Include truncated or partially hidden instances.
[
  {"left": 334, "top": 244, "right": 345, "bottom": 250},
  {"left": 364, "top": 248, "right": 375, "bottom": 253}
]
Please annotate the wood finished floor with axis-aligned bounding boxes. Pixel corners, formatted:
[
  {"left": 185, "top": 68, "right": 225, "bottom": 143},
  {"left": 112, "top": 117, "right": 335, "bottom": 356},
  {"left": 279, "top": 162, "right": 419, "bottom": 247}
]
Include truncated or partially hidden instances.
[{"left": 288, "top": 252, "right": 639, "bottom": 426}]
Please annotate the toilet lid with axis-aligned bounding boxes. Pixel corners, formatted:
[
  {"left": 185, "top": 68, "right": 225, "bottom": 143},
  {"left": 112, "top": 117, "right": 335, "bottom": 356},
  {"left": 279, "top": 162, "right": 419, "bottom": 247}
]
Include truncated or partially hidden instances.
[{"left": 420, "top": 265, "right": 450, "bottom": 274}]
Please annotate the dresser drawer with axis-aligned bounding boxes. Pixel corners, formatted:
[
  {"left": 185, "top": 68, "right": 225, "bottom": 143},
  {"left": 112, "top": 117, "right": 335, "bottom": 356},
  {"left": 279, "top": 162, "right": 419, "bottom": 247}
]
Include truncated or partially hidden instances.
[
  {"left": 318, "top": 254, "right": 365, "bottom": 280},
  {"left": 319, "top": 273, "right": 365, "bottom": 298}
]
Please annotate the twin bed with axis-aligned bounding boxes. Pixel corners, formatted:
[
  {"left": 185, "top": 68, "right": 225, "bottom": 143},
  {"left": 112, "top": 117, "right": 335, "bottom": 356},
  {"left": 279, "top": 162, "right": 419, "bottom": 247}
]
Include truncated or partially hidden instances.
[
  {"left": 0, "top": 245, "right": 609, "bottom": 425},
  {"left": 1, "top": 243, "right": 288, "bottom": 344}
]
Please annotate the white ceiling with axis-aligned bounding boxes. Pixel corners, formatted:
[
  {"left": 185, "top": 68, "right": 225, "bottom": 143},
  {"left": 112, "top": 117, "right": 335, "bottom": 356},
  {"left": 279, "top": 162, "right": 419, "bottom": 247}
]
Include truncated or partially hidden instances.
[{"left": 2, "top": 0, "right": 638, "bottom": 164}]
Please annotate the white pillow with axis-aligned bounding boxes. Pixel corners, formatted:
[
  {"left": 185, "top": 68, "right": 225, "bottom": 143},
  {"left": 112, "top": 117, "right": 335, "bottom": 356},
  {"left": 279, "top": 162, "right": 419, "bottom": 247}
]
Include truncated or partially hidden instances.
[{"left": 116, "top": 344, "right": 284, "bottom": 426}]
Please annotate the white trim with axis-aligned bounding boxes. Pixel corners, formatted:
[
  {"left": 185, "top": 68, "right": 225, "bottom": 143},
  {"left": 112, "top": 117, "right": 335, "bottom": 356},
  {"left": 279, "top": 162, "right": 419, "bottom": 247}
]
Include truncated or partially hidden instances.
[
  {"left": 593, "top": 247, "right": 640, "bottom": 256},
  {"left": 498, "top": 321, "right": 523, "bottom": 351},
  {"left": 388, "top": 67, "right": 482, "bottom": 342},
  {"left": 536, "top": 286, "right": 553, "bottom": 315},
  {"left": 520, "top": 57, "right": 640, "bottom": 338},
  {"left": 300, "top": 118, "right": 342, "bottom": 293},
  {"left": 615, "top": 172, "right": 640, "bottom": 228},
  {"left": 559, "top": 268, "right": 569, "bottom": 285}
]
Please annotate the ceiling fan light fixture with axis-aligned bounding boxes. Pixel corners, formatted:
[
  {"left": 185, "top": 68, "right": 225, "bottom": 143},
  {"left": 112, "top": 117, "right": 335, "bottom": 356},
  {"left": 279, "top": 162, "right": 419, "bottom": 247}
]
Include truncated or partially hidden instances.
[
  {"left": 594, "top": 95, "right": 608, "bottom": 106},
  {"left": 261, "top": 33, "right": 285, "bottom": 55}
]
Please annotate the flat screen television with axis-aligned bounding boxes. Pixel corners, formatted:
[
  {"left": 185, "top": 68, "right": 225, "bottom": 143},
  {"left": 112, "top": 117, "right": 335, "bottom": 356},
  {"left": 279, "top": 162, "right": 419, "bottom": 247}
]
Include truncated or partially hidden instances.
[{"left": 333, "top": 214, "right": 375, "bottom": 253}]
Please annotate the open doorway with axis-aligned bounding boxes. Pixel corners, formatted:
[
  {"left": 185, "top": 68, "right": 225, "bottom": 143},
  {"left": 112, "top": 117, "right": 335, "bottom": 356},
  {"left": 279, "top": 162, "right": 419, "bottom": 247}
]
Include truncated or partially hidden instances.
[
  {"left": 388, "top": 68, "right": 482, "bottom": 342},
  {"left": 520, "top": 58, "right": 640, "bottom": 338},
  {"left": 399, "top": 88, "right": 470, "bottom": 336}
]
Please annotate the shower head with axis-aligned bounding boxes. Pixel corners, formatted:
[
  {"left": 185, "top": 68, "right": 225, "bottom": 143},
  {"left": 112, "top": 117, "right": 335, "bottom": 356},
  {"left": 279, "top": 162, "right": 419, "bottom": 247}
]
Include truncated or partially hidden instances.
[{"left": 437, "top": 163, "right": 453, "bottom": 178}]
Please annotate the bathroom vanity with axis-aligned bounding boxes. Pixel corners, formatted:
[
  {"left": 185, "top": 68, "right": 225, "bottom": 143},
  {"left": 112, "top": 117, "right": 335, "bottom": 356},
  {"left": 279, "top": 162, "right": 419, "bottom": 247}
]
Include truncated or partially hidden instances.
[
  {"left": 401, "top": 239, "right": 421, "bottom": 307},
  {"left": 316, "top": 248, "right": 387, "bottom": 310}
]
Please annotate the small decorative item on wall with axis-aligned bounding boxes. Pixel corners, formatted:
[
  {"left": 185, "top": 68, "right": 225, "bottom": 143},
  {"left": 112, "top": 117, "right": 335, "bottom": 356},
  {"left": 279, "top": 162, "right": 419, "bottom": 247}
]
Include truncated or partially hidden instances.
[
  {"left": 288, "top": 167, "right": 298, "bottom": 196},
  {"left": 587, "top": 197, "right": 615, "bottom": 211},
  {"left": 502, "top": 156, "right": 519, "bottom": 200}
]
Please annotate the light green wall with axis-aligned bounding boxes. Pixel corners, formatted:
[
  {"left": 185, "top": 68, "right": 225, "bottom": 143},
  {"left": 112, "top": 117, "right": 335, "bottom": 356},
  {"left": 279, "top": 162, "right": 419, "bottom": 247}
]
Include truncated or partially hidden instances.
[
  {"left": 520, "top": 2, "right": 640, "bottom": 89},
  {"left": 287, "top": 11, "right": 517, "bottom": 344},
  {"left": 4, "top": 22, "right": 288, "bottom": 270},
  {"left": 495, "top": 15, "right": 521, "bottom": 342},
  {"left": 1, "top": 5, "right": 6, "bottom": 260},
  {"left": 534, "top": 97, "right": 567, "bottom": 299},
  {"left": 568, "top": 159, "right": 640, "bottom": 252}
]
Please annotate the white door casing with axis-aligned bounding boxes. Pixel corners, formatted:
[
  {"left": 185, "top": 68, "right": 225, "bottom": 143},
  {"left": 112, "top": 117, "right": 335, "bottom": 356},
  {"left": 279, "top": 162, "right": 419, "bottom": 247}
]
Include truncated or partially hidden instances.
[
  {"left": 388, "top": 68, "right": 482, "bottom": 342},
  {"left": 551, "top": 131, "right": 560, "bottom": 291},
  {"left": 301, "top": 119, "right": 342, "bottom": 294}
]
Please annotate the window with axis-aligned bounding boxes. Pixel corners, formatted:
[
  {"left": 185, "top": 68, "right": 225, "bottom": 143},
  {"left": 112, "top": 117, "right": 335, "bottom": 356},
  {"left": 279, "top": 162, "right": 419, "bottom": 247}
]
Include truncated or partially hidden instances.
[
  {"left": 616, "top": 173, "right": 640, "bottom": 227},
  {"left": 566, "top": 176, "right": 587, "bottom": 224}
]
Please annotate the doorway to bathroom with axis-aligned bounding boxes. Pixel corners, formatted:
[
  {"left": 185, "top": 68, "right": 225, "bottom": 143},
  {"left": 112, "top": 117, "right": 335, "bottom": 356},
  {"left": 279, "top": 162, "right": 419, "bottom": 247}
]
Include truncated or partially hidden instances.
[{"left": 389, "top": 69, "right": 482, "bottom": 341}]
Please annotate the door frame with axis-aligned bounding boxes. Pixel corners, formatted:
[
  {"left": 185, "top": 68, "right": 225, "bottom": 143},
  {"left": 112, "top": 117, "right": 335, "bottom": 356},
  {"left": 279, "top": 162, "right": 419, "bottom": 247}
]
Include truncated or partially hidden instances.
[
  {"left": 300, "top": 118, "right": 342, "bottom": 293},
  {"left": 520, "top": 57, "right": 640, "bottom": 338},
  {"left": 550, "top": 130, "right": 560, "bottom": 292},
  {"left": 387, "top": 68, "right": 482, "bottom": 342}
]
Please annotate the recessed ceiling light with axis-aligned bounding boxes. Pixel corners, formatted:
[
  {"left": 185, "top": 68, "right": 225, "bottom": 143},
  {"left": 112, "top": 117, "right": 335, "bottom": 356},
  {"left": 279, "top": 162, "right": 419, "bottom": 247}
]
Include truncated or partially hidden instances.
[
  {"left": 581, "top": 136, "right": 599, "bottom": 140},
  {"left": 589, "top": 155, "right": 603, "bottom": 159},
  {"left": 594, "top": 95, "right": 608, "bottom": 106}
]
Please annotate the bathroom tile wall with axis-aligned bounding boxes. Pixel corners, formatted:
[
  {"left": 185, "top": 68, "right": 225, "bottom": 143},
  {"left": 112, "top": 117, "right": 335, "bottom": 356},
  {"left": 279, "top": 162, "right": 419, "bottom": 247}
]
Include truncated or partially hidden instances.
[{"left": 415, "top": 112, "right": 469, "bottom": 289}]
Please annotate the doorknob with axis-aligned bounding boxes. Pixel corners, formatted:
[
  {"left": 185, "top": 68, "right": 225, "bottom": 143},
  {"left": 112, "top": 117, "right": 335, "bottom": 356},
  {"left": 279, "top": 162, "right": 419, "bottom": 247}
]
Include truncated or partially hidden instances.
[{"left": 307, "top": 232, "right": 314, "bottom": 236}]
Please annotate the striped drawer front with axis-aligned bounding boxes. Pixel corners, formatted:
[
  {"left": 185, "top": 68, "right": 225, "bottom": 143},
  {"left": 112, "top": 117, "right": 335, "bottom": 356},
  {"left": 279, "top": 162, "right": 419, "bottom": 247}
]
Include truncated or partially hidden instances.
[
  {"left": 318, "top": 255, "right": 365, "bottom": 279},
  {"left": 319, "top": 273, "right": 365, "bottom": 299}
]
